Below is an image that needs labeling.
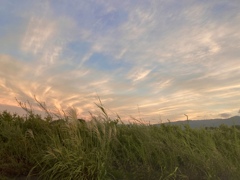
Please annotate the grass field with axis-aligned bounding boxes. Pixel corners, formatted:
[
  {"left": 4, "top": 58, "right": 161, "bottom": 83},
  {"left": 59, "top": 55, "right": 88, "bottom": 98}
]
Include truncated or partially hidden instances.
[{"left": 1, "top": 103, "right": 240, "bottom": 180}]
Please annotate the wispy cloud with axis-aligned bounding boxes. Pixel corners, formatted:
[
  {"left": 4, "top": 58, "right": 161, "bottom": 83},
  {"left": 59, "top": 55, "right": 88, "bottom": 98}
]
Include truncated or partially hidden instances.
[
  {"left": 128, "top": 68, "right": 152, "bottom": 82},
  {"left": 22, "top": 17, "right": 55, "bottom": 55}
]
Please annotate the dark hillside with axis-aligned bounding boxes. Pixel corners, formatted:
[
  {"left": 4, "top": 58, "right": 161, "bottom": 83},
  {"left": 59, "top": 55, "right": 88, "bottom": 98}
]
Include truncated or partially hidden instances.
[{"left": 165, "top": 116, "right": 240, "bottom": 128}]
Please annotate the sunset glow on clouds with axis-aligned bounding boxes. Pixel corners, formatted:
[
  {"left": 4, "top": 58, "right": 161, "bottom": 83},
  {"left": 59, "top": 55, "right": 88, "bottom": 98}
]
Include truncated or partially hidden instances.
[{"left": 1, "top": 0, "right": 240, "bottom": 123}]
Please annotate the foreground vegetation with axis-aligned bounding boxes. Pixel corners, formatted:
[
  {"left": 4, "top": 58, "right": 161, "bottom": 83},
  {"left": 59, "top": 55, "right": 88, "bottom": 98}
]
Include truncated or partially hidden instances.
[{"left": 1, "top": 105, "right": 240, "bottom": 179}]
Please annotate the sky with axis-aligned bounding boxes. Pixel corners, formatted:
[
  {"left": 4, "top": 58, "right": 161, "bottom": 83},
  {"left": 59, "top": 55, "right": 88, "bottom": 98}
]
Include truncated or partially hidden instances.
[{"left": 0, "top": 0, "right": 240, "bottom": 123}]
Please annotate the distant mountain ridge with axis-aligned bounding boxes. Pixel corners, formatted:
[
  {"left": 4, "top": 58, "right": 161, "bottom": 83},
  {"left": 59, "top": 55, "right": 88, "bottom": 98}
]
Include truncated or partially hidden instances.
[{"left": 163, "top": 116, "right": 240, "bottom": 128}]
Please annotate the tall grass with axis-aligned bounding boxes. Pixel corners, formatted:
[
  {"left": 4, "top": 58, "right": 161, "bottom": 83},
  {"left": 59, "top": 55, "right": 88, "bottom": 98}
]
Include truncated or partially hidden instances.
[{"left": 1, "top": 102, "right": 240, "bottom": 179}]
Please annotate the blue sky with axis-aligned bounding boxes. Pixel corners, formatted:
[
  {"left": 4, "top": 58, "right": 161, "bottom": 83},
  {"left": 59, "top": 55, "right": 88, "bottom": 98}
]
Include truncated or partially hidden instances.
[{"left": 0, "top": 0, "right": 240, "bottom": 123}]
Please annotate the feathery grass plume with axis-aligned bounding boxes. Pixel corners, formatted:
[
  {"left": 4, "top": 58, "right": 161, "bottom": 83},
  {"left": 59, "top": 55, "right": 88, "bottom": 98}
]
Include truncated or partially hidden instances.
[
  {"left": 15, "top": 98, "right": 34, "bottom": 116},
  {"left": 33, "top": 95, "right": 53, "bottom": 122},
  {"left": 31, "top": 103, "right": 119, "bottom": 179},
  {"left": 66, "top": 107, "right": 79, "bottom": 128},
  {"left": 25, "top": 129, "right": 34, "bottom": 139}
]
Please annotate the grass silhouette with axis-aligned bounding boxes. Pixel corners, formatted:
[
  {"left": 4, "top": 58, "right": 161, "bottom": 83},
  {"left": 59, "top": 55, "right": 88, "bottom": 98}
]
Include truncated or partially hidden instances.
[{"left": 1, "top": 99, "right": 240, "bottom": 179}]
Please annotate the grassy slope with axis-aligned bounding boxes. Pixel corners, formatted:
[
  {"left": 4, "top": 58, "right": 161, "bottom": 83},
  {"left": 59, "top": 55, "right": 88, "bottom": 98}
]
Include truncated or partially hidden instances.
[{"left": 1, "top": 110, "right": 240, "bottom": 180}]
